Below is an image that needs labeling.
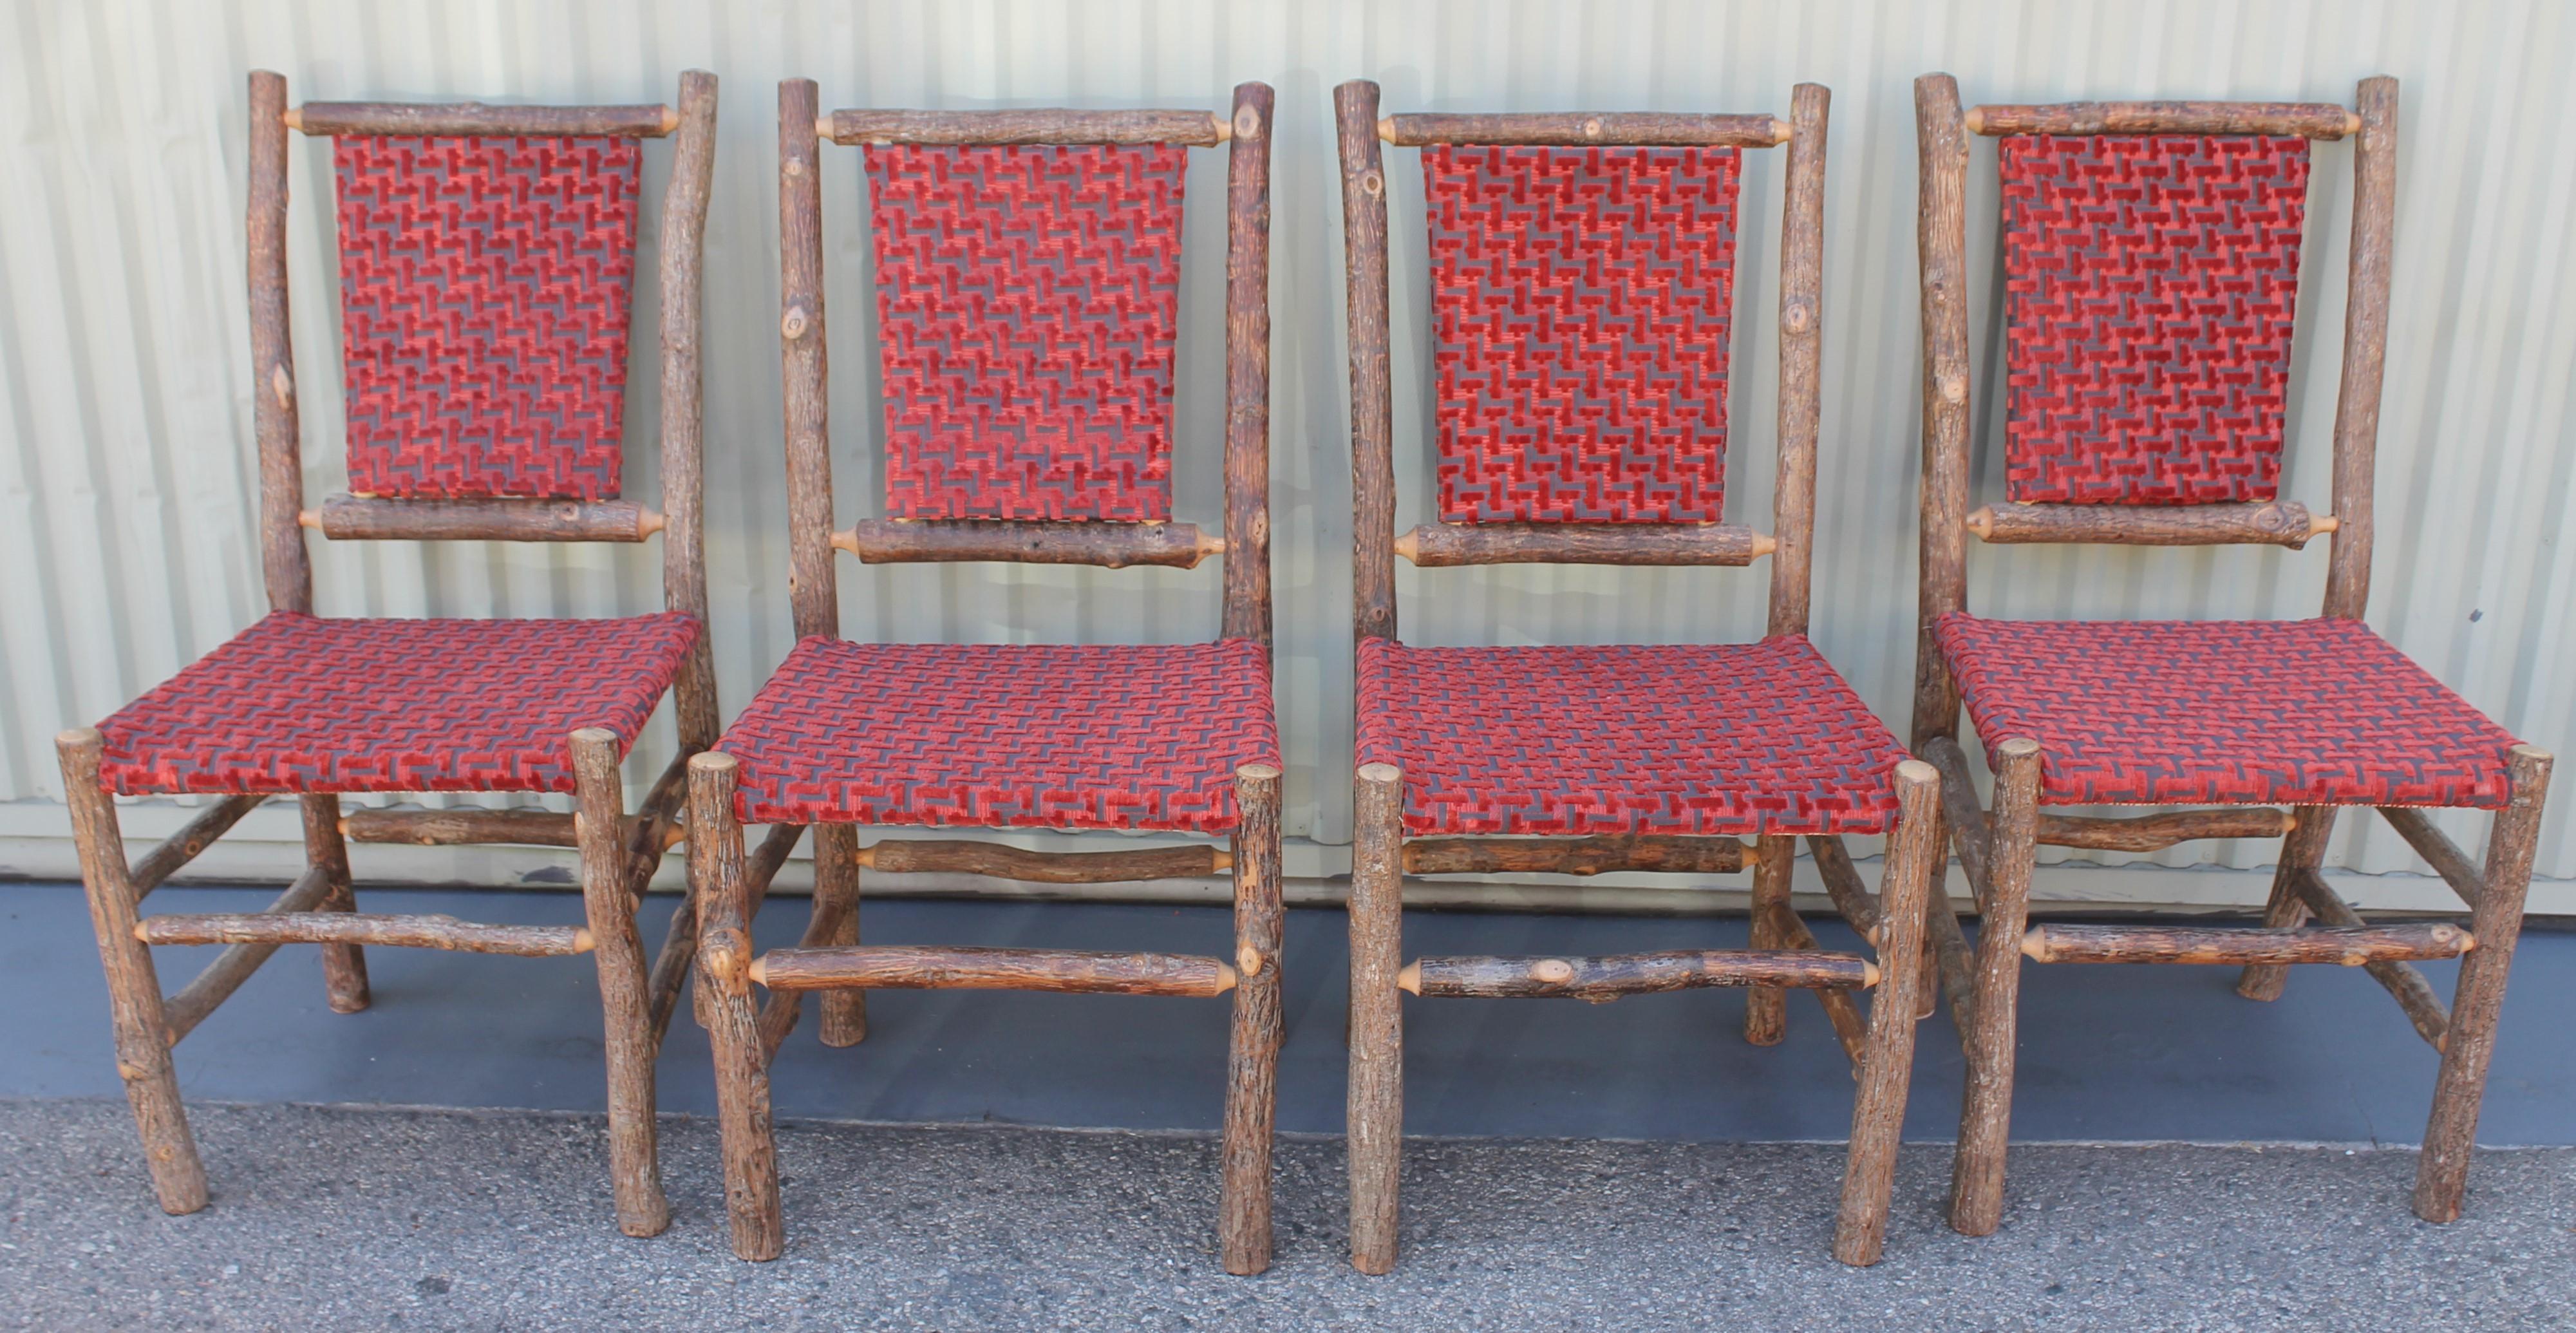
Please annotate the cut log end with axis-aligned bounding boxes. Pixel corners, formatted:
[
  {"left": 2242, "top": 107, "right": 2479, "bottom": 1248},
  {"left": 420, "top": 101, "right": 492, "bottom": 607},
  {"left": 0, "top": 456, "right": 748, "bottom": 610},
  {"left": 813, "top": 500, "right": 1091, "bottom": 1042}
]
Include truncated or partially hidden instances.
[
  {"left": 2344, "top": 109, "right": 2363, "bottom": 136},
  {"left": 1861, "top": 959, "right": 1881, "bottom": 988},
  {"left": 1997, "top": 737, "right": 2043, "bottom": 759},
  {"left": 1750, "top": 533, "right": 1780, "bottom": 557},
  {"left": 297, "top": 509, "right": 321, "bottom": 529},
  {"left": 827, "top": 527, "right": 859, "bottom": 555},
  {"left": 658, "top": 105, "right": 679, "bottom": 134},
  {"left": 1395, "top": 960, "right": 1422, "bottom": 995},
  {"left": 1391, "top": 530, "right": 1421, "bottom": 563},
  {"left": 1964, "top": 506, "right": 1995, "bottom": 539},
  {"left": 1375, "top": 115, "right": 1395, "bottom": 142},
  {"left": 1769, "top": 116, "right": 1792, "bottom": 144},
  {"left": 747, "top": 956, "right": 767, "bottom": 986},
  {"left": 1962, "top": 105, "right": 1987, "bottom": 135},
  {"left": 570, "top": 927, "right": 597, "bottom": 953},
  {"left": 1210, "top": 111, "right": 1232, "bottom": 142},
  {"left": 282, "top": 106, "right": 305, "bottom": 130},
  {"left": 1214, "top": 961, "right": 1241, "bottom": 992},
  {"left": 1236, "top": 942, "right": 1264, "bottom": 978},
  {"left": 2311, "top": 514, "right": 2340, "bottom": 536},
  {"left": 1894, "top": 758, "right": 1939, "bottom": 786},
  {"left": 1529, "top": 958, "right": 1575, "bottom": 984},
  {"left": 1357, "top": 763, "right": 1402, "bottom": 784}
]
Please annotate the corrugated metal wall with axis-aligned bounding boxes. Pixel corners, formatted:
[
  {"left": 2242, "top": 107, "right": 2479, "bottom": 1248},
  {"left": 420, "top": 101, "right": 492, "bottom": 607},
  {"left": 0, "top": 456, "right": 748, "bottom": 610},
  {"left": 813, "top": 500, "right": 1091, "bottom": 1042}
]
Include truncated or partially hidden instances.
[{"left": 5, "top": 0, "right": 2571, "bottom": 905}]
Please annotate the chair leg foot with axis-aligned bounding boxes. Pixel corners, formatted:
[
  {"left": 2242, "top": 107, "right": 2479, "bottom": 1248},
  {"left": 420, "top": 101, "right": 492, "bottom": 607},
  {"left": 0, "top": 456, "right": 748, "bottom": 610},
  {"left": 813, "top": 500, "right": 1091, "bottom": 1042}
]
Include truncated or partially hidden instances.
[
  {"left": 1218, "top": 768, "right": 1284, "bottom": 1276},
  {"left": 572, "top": 731, "right": 670, "bottom": 1238},
  {"left": 1348, "top": 764, "right": 1406, "bottom": 1275},
  {"left": 1835, "top": 761, "right": 1940, "bottom": 1267},
  {"left": 302, "top": 794, "right": 371, "bottom": 1014},
  {"left": 60, "top": 729, "right": 209, "bottom": 1214},
  {"left": 2414, "top": 748, "right": 2550, "bottom": 1222},
  {"left": 1950, "top": 739, "right": 2040, "bottom": 1237},
  {"left": 815, "top": 826, "right": 867, "bottom": 1048}
]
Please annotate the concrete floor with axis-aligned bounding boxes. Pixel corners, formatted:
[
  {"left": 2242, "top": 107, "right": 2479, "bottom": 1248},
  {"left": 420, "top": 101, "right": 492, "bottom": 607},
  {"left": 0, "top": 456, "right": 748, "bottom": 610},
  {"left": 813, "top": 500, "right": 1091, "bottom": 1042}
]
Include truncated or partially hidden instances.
[
  {"left": 4, "top": 882, "right": 2573, "bottom": 1329},
  {"left": 1, "top": 1101, "right": 2568, "bottom": 1331}
]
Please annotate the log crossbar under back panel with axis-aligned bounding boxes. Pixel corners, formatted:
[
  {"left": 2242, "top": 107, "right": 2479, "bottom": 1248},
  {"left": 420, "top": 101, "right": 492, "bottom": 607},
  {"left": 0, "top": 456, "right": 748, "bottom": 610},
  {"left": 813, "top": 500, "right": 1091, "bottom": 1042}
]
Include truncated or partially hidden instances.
[
  {"left": 1381, "top": 112, "right": 1791, "bottom": 147},
  {"left": 821, "top": 108, "right": 1229, "bottom": 146},
  {"left": 1965, "top": 100, "right": 2360, "bottom": 139},
  {"left": 1396, "top": 523, "right": 1775, "bottom": 567},
  {"left": 834, "top": 519, "right": 1221, "bottom": 569},
  {"left": 1967, "top": 502, "right": 2334, "bottom": 549},
  {"left": 289, "top": 102, "right": 678, "bottom": 137},
  {"left": 309, "top": 496, "right": 663, "bottom": 543}
]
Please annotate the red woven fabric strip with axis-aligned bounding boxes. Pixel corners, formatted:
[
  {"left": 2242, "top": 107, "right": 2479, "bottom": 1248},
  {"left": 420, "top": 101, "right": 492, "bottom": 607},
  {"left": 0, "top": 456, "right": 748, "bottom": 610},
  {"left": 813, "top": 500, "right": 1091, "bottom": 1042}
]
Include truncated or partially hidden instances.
[
  {"left": 721, "top": 639, "right": 1279, "bottom": 831},
  {"left": 1355, "top": 636, "right": 1904, "bottom": 837},
  {"left": 1422, "top": 146, "right": 1740, "bottom": 524},
  {"left": 95, "top": 612, "right": 696, "bottom": 795},
  {"left": 865, "top": 144, "right": 1188, "bottom": 521},
  {"left": 2001, "top": 135, "right": 2310, "bottom": 506},
  {"left": 334, "top": 136, "right": 641, "bottom": 501},
  {"left": 1935, "top": 615, "right": 2520, "bottom": 808}
]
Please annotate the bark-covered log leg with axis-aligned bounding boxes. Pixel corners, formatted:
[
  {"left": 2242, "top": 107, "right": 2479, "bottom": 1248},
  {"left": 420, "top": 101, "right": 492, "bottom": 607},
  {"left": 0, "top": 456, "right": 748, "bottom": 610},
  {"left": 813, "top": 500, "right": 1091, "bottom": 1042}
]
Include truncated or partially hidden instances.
[
  {"left": 1835, "top": 759, "right": 1941, "bottom": 1266},
  {"left": 813, "top": 824, "right": 866, "bottom": 1046},
  {"left": 59, "top": 729, "right": 208, "bottom": 1214},
  {"left": 302, "top": 793, "right": 370, "bottom": 1013},
  {"left": 573, "top": 730, "right": 670, "bottom": 1238},
  {"left": 1348, "top": 762, "right": 1406, "bottom": 1274},
  {"left": 2236, "top": 806, "right": 2335, "bottom": 1001},
  {"left": 2416, "top": 746, "right": 2551, "bottom": 1222},
  {"left": 1950, "top": 738, "right": 2040, "bottom": 1236},
  {"left": 1220, "top": 764, "right": 1284, "bottom": 1276},
  {"left": 690, "top": 753, "right": 782, "bottom": 1260},
  {"left": 1744, "top": 834, "right": 1791, "bottom": 1045}
]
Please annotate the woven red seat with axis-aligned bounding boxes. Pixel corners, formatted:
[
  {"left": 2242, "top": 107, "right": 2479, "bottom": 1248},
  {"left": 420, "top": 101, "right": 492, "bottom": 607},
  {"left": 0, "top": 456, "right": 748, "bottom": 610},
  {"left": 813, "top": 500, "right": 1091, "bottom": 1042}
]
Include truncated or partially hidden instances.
[
  {"left": 1935, "top": 614, "right": 2521, "bottom": 808},
  {"left": 95, "top": 612, "right": 697, "bottom": 796},
  {"left": 1355, "top": 636, "right": 1906, "bottom": 838},
  {"left": 720, "top": 638, "right": 1281, "bottom": 833}
]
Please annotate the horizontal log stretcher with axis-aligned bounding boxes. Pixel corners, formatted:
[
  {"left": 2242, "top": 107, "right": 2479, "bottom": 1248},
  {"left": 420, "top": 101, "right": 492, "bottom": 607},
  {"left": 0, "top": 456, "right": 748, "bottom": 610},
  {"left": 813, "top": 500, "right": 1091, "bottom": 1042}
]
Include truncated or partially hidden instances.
[
  {"left": 820, "top": 108, "right": 1231, "bottom": 146},
  {"left": 287, "top": 102, "right": 679, "bottom": 137},
  {"left": 1378, "top": 111, "right": 1791, "bottom": 147},
  {"left": 138, "top": 912, "right": 595, "bottom": 958},
  {"left": 833, "top": 519, "right": 1221, "bottom": 569},
  {"left": 2032, "top": 807, "right": 2297, "bottom": 853},
  {"left": 2021, "top": 922, "right": 2472, "bottom": 967},
  {"left": 749, "top": 945, "right": 1239, "bottom": 997},
  {"left": 1404, "top": 833, "right": 1749, "bottom": 877},
  {"left": 305, "top": 495, "right": 665, "bottom": 542},
  {"left": 1396, "top": 949, "right": 1877, "bottom": 1002},
  {"left": 1964, "top": 100, "right": 2362, "bottom": 138},
  {"left": 856, "top": 839, "right": 1228, "bottom": 883},
  {"left": 1396, "top": 522, "right": 1774, "bottom": 567},
  {"left": 1966, "top": 502, "right": 2334, "bottom": 549}
]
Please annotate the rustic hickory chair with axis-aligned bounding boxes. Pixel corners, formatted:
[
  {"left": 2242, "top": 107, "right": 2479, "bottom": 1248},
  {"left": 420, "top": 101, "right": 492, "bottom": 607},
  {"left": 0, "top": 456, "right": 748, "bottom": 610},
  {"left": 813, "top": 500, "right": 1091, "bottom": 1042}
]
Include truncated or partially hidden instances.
[
  {"left": 687, "top": 80, "right": 1281, "bottom": 1271},
  {"left": 58, "top": 70, "right": 720, "bottom": 1238},
  {"left": 1334, "top": 80, "right": 1944, "bottom": 1271},
  {"left": 1912, "top": 73, "right": 2551, "bottom": 1237}
]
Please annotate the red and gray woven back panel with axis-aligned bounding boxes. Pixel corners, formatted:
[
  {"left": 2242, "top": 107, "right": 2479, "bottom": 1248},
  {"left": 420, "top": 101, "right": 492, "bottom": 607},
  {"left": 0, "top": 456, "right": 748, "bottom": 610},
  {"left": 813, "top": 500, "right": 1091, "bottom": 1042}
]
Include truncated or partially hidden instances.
[
  {"left": 2000, "top": 135, "right": 2311, "bottom": 506},
  {"left": 864, "top": 144, "right": 1189, "bottom": 522},
  {"left": 1422, "top": 146, "right": 1741, "bottom": 524},
  {"left": 334, "top": 136, "right": 642, "bottom": 501}
]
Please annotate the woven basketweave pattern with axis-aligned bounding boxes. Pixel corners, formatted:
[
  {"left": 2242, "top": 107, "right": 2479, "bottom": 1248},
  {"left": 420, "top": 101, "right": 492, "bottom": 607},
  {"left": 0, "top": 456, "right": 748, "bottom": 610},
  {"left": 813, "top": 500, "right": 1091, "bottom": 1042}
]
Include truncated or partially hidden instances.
[
  {"left": 1355, "top": 637, "right": 1905, "bottom": 837},
  {"left": 94, "top": 612, "right": 696, "bottom": 795},
  {"left": 1422, "top": 146, "right": 1741, "bottom": 524},
  {"left": 720, "top": 638, "right": 1279, "bottom": 831},
  {"left": 2001, "top": 134, "right": 2311, "bottom": 506},
  {"left": 1935, "top": 615, "right": 2521, "bottom": 808},
  {"left": 334, "top": 135, "right": 641, "bottom": 501},
  {"left": 865, "top": 144, "right": 1189, "bottom": 521}
]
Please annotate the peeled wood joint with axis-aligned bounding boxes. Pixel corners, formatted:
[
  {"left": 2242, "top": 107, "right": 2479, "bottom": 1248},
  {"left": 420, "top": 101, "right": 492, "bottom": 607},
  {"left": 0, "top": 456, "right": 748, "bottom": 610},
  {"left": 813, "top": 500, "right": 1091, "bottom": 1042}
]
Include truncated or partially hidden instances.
[
  {"left": 1396, "top": 522, "right": 1774, "bottom": 567},
  {"left": 1964, "top": 101, "right": 2361, "bottom": 139},
  {"left": 307, "top": 495, "right": 664, "bottom": 542},
  {"left": 2021, "top": 922, "right": 2472, "bottom": 967},
  {"left": 834, "top": 519, "right": 1221, "bottom": 569},
  {"left": 1404, "top": 834, "right": 1748, "bottom": 877},
  {"left": 2032, "top": 807, "right": 2297, "bottom": 853},
  {"left": 1396, "top": 949, "right": 1877, "bottom": 1002},
  {"left": 749, "top": 945, "right": 1239, "bottom": 997},
  {"left": 856, "top": 839, "right": 1228, "bottom": 883},
  {"left": 1966, "top": 502, "right": 2333, "bottom": 549},
  {"left": 136, "top": 912, "right": 594, "bottom": 958},
  {"left": 1378, "top": 111, "right": 1791, "bottom": 147}
]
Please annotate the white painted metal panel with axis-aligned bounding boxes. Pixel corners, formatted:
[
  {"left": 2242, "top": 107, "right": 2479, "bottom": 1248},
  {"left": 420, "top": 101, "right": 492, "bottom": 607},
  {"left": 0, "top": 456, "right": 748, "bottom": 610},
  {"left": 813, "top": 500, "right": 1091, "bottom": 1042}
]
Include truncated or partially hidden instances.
[{"left": 2, "top": 0, "right": 2568, "bottom": 905}]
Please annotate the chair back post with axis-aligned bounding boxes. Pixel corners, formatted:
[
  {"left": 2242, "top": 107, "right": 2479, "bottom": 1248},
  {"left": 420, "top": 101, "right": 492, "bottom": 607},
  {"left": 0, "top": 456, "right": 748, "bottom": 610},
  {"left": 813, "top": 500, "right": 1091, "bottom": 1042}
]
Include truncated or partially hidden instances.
[
  {"left": 2322, "top": 75, "right": 2398, "bottom": 621},
  {"left": 248, "top": 70, "right": 312, "bottom": 616},
  {"left": 776, "top": 77, "right": 840, "bottom": 643},
  {"left": 1220, "top": 81, "right": 1277, "bottom": 648},
  {"left": 1910, "top": 72, "right": 1973, "bottom": 748},
  {"left": 1335, "top": 80, "right": 1400, "bottom": 646},
  {"left": 658, "top": 70, "right": 722, "bottom": 749},
  {"left": 1764, "top": 82, "right": 1830, "bottom": 640}
]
